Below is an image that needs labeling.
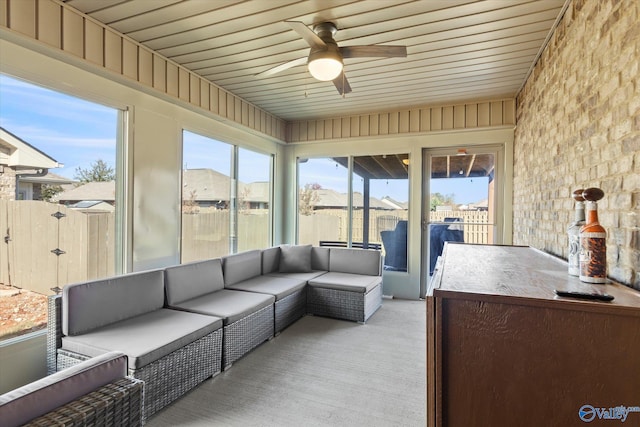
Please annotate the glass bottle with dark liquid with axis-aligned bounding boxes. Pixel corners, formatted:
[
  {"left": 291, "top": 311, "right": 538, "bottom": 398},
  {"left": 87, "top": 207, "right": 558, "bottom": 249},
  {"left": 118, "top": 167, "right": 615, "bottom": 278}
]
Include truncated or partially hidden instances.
[
  {"left": 567, "top": 189, "right": 585, "bottom": 276},
  {"left": 579, "top": 188, "right": 606, "bottom": 283}
]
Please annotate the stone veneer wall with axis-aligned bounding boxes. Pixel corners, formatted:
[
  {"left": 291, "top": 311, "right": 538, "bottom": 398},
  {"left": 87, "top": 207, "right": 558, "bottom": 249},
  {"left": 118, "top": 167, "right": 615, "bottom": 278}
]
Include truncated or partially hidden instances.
[
  {"left": 514, "top": 0, "right": 639, "bottom": 288},
  {"left": 0, "top": 167, "right": 16, "bottom": 200}
]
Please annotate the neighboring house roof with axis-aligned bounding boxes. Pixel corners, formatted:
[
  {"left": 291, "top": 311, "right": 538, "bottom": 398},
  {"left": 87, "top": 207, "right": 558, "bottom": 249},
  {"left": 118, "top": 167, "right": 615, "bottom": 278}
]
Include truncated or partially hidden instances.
[
  {"left": 468, "top": 199, "right": 489, "bottom": 209},
  {"left": 182, "top": 168, "right": 231, "bottom": 202},
  {"left": 70, "top": 200, "right": 107, "bottom": 208},
  {"left": 55, "top": 170, "right": 272, "bottom": 204},
  {"left": 184, "top": 169, "right": 270, "bottom": 203},
  {"left": 18, "top": 171, "right": 76, "bottom": 185},
  {"left": 380, "top": 196, "right": 408, "bottom": 210},
  {"left": 54, "top": 170, "right": 405, "bottom": 209},
  {"left": 313, "top": 188, "right": 393, "bottom": 209},
  {"left": 0, "top": 126, "right": 63, "bottom": 170},
  {"left": 58, "top": 181, "right": 116, "bottom": 202},
  {"left": 69, "top": 200, "right": 115, "bottom": 212},
  {"left": 241, "top": 181, "right": 269, "bottom": 203}
]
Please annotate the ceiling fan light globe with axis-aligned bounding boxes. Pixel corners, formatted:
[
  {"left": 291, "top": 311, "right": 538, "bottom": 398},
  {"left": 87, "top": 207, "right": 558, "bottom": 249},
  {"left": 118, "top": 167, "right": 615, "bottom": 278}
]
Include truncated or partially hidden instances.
[{"left": 308, "top": 57, "right": 343, "bottom": 81}]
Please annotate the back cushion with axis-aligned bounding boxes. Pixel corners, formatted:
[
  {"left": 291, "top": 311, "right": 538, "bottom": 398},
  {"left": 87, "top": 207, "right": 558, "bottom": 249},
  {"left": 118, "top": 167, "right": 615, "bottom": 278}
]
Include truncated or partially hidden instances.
[
  {"left": 329, "top": 248, "right": 381, "bottom": 276},
  {"left": 311, "top": 246, "right": 330, "bottom": 271},
  {"left": 262, "top": 247, "right": 281, "bottom": 274},
  {"left": 164, "top": 258, "right": 224, "bottom": 305},
  {"left": 63, "top": 269, "right": 164, "bottom": 336},
  {"left": 279, "top": 245, "right": 312, "bottom": 273},
  {"left": 222, "top": 250, "right": 262, "bottom": 286}
]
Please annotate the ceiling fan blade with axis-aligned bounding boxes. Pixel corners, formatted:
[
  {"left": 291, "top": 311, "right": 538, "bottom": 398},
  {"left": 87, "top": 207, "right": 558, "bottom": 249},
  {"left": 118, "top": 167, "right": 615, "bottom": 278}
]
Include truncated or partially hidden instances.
[
  {"left": 255, "top": 57, "right": 307, "bottom": 78},
  {"left": 286, "top": 21, "right": 326, "bottom": 49},
  {"left": 340, "top": 45, "right": 407, "bottom": 59},
  {"left": 333, "top": 72, "right": 352, "bottom": 95}
]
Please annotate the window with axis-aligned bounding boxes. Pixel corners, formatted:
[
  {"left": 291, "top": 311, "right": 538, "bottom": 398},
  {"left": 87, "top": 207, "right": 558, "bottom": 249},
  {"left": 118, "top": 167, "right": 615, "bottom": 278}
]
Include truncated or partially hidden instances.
[
  {"left": 297, "top": 157, "right": 348, "bottom": 246},
  {"left": 0, "top": 74, "right": 121, "bottom": 341},
  {"left": 181, "top": 131, "right": 273, "bottom": 262},
  {"left": 425, "top": 149, "right": 498, "bottom": 276},
  {"left": 297, "top": 154, "right": 409, "bottom": 272},
  {"left": 181, "top": 131, "right": 232, "bottom": 262},
  {"left": 353, "top": 154, "right": 409, "bottom": 270},
  {"left": 237, "top": 148, "right": 272, "bottom": 252}
]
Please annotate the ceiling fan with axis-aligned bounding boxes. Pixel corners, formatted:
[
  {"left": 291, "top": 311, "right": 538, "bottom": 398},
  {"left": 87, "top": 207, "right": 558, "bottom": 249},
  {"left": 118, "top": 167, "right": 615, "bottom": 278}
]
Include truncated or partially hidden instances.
[{"left": 256, "top": 21, "right": 407, "bottom": 95}]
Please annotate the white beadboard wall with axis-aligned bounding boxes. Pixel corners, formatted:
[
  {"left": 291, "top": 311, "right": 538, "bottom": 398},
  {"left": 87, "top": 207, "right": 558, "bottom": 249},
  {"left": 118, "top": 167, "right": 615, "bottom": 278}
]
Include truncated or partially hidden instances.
[
  {"left": 0, "top": 0, "right": 286, "bottom": 141},
  {"left": 286, "top": 99, "right": 516, "bottom": 142}
]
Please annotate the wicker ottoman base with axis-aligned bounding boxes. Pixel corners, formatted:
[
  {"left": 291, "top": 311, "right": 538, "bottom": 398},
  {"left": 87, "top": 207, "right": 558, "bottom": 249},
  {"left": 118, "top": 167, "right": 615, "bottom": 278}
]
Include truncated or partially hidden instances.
[{"left": 307, "top": 283, "right": 382, "bottom": 323}]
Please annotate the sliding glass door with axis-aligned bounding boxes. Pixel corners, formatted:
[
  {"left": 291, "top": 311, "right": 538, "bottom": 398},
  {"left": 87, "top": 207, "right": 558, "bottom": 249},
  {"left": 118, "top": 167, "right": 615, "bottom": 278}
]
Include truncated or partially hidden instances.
[
  {"left": 297, "top": 154, "right": 410, "bottom": 271},
  {"left": 422, "top": 146, "right": 502, "bottom": 295}
]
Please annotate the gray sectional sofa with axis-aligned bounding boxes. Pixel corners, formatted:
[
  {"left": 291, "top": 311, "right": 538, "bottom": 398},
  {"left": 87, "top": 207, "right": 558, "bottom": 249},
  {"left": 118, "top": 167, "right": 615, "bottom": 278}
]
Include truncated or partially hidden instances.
[{"left": 45, "top": 245, "right": 382, "bottom": 422}]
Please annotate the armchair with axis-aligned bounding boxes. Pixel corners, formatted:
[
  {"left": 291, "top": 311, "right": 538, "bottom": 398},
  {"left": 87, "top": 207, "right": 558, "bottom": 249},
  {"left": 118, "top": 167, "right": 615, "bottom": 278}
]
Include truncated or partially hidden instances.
[{"left": 0, "top": 351, "right": 143, "bottom": 427}]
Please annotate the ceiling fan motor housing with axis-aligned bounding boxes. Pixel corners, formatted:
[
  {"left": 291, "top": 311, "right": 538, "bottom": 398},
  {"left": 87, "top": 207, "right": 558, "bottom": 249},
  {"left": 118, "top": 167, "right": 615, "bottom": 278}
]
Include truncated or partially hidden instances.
[
  {"left": 307, "top": 22, "right": 343, "bottom": 81},
  {"left": 308, "top": 22, "right": 342, "bottom": 61}
]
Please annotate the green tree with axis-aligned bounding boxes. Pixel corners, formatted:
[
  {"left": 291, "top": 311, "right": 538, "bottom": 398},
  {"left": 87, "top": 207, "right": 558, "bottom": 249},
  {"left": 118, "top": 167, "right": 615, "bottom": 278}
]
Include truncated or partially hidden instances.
[
  {"left": 298, "top": 183, "right": 321, "bottom": 215},
  {"left": 41, "top": 184, "right": 63, "bottom": 202},
  {"left": 182, "top": 189, "right": 199, "bottom": 214},
  {"left": 430, "top": 192, "right": 456, "bottom": 211},
  {"left": 74, "top": 159, "right": 115, "bottom": 183}
]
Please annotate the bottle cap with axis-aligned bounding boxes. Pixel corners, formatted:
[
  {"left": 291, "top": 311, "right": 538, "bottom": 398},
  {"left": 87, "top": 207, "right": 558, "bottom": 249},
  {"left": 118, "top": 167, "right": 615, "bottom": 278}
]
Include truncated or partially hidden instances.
[
  {"left": 582, "top": 187, "right": 604, "bottom": 202},
  {"left": 572, "top": 189, "right": 585, "bottom": 202}
]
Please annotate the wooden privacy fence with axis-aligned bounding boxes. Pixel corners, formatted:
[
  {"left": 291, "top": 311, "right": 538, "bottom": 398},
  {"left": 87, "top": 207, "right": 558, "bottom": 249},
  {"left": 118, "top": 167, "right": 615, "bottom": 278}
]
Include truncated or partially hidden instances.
[
  {"left": 430, "top": 211, "right": 491, "bottom": 244},
  {"left": 299, "top": 209, "right": 489, "bottom": 245},
  {"left": 0, "top": 200, "right": 115, "bottom": 295},
  {"left": 181, "top": 210, "right": 270, "bottom": 263},
  {"left": 299, "top": 209, "right": 409, "bottom": 245},
  {"left": 0, "top": 200, "right": 488, "bottom": 295},
  {"left": 0, "top": 203, "right": 271, "bottom": 294}
]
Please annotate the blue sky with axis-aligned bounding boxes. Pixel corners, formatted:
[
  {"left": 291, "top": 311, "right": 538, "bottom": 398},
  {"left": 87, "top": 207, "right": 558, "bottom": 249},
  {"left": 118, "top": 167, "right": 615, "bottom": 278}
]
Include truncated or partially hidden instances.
[
  {"left": 1, "top": 74, "right": 488, "bottom": 204},
  {"left": 0, "top": 74, "right": 117, "bottom": 179},
  {"left": 298, "top": 158, "right": 489, "bottom": 204}
]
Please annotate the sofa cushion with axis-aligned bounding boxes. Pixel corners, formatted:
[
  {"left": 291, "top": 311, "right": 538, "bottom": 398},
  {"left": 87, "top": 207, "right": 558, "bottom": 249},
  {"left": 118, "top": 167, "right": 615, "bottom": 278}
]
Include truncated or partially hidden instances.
[
  {"left": 164, "top": 258, "right": 224, "bottom": 305},
  {"left": 308, "top": 272, "right": 382, "bottom": 293},
  {"left": 61, "top": 309, "right": 222, "bottom": 370},
  {"left": 311, "top": 246, "right": 330, "bottom": 271},
  {"left": 222, "top": 250, "right": 262, "bottom": 286},
  {"left": 279, "top": 244, "right": 312, "bottom": 273},
  {"left": 261, "top": 246, "right": 280, "bottom": 274},
  {"left": 63, "top": 269, "right": 165, "bottom": 336},
  {"left": 0, "top": 351, "right": 127, "bottom": 427},
  {"left": 226, "top": 275, "right": 306, "bottom": 300},
  {"left": 329, "top": 248, "right": 382, "bottom": 276},
  {"left": 263, "top": 246, "right": 329, "bottom": 274},
  {"left": 267, "top": 270, "right": 327, "bottom": 282},
  {"left": 171, "top": 289, "right": 274, "bottom": 325}
]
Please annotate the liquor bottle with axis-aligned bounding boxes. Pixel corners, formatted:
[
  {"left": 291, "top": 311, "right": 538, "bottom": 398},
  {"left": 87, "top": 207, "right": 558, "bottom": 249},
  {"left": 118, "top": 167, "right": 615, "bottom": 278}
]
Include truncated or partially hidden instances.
[
  {"left": 567, "top": 189, "right": 585, "bottom": 276},
  {"left": 579, "top": 187, "right": 606, "bottom": 283}
]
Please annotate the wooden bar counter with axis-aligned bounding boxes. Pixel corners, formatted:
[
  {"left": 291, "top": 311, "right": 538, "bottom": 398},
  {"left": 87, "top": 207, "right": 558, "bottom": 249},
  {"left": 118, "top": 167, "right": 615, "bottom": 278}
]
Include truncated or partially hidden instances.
[{"left": 426, "top": 243, "right": 640, "bottom": 427}]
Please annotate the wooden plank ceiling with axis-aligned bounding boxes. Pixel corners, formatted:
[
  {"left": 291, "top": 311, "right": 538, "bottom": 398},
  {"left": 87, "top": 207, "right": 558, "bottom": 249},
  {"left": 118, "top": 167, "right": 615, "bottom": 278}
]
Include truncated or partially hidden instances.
[
  {"left": 335, "top": 153, "right": 493, "bottom": 180},
  {"left": 63, "top": 0, "right": 568, "bottom": 122}
]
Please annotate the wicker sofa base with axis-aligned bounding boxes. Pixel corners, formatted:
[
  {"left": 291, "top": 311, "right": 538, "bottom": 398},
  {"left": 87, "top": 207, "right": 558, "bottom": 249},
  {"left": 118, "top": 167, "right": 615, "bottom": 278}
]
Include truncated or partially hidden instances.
[
  {"left": 24, "top": 377, "right": 144, "bottom": 427},
  {"left": 275, "top": 287, "right": 307, "bottom": 333},
  {"left": 57, "top": 328, "right": 222, "bottom": 420},
  {"left": 223, "top": 304, "right": 274, "bottom": 369},
  {"left": 307, "top": 283, "right": 382, "bottom": 323}
]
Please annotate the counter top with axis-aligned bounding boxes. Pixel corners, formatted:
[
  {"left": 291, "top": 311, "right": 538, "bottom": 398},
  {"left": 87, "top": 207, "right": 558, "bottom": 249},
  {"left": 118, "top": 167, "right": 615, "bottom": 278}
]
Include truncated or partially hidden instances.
[{"left": 430, "top": 243, "right": 640, "bottom": 316}]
